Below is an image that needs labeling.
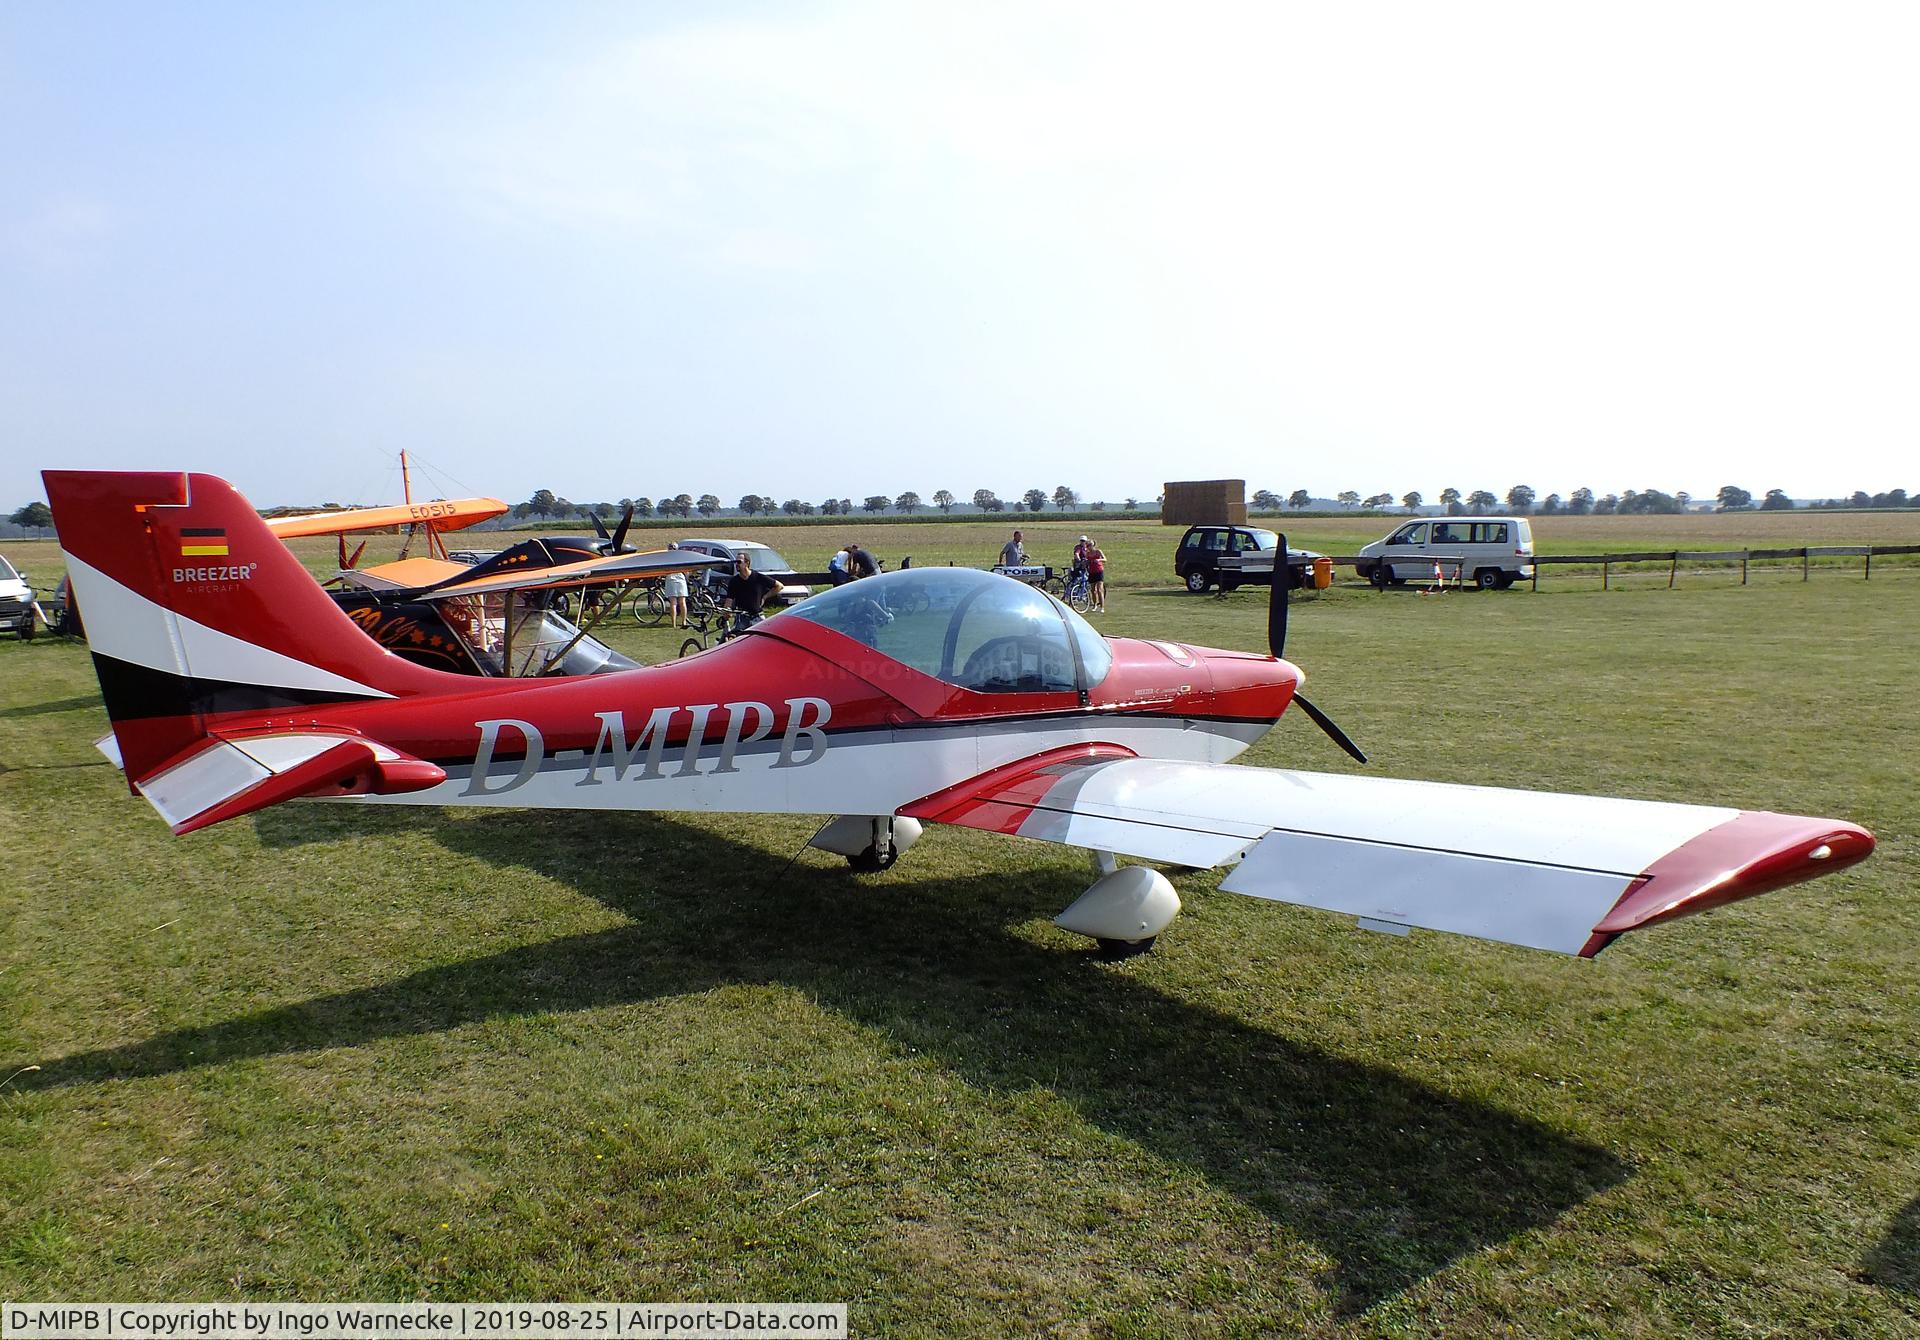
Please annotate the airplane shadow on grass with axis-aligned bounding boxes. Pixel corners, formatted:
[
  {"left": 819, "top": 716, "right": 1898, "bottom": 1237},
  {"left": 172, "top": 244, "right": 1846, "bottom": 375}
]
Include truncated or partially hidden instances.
[
  {"left": 0, "top": 693, "right": 106, "bottom": 719},
  {"left": 1864, "top": 1194, "right": 1920, "bottom": 1295},
  {"left": 20, "top": 804, "right": 1628, "bottom": 1313}
]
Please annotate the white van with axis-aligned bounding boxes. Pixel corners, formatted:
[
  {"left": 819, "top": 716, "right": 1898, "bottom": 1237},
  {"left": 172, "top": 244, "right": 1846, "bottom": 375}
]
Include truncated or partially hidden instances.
[{"left": 1357, "top": 517, "right": 1535, "bottom": 590}]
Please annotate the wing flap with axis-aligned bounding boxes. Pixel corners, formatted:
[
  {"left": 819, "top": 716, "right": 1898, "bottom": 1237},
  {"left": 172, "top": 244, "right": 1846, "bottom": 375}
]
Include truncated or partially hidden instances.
[{"left": 1220, "top": 831, "right": 1634, "bottom": 955}]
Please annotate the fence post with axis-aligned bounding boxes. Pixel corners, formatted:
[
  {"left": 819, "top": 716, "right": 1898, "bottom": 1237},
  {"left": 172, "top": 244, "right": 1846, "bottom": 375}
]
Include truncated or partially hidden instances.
[
  {"left": 1668, "top": 552, "right": 1678, "bottom": 589},
  {"left": 1741, "top": 552, "right": 1748, "bottom": 585},
  {"left": 1865, "top": 549, "right": 1872, "bottom": 580},
  {"left": 1531, "top": 561, "right": 1538, "bottom": 592},
  {"left": 1602, "top": 558, "right": 1610, "bottom": 591},
  {"left": 1803, "top": 548, "right": 1810, "bottom": 581}
]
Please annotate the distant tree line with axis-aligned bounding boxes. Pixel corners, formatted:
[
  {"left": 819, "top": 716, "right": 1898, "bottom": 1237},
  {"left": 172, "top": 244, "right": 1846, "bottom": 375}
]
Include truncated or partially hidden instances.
[
  {"left": 483, "top": 481, "right": 1920, "bottom": 527},
  {"left": 1250, "top": 484, "right": 1919, "bottom": 515},
  {"left": 499, "top": 484, "right": 1161, "bottom": 521}
]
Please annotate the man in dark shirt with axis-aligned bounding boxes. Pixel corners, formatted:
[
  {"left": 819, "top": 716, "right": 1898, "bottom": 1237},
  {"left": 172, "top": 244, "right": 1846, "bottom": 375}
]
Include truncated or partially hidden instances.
[
  {"left": 723, "top": 552, "right": 780, "bottom": 633},
  {"left": 846, "top": 542, "right": 879, "bottom": 580}
]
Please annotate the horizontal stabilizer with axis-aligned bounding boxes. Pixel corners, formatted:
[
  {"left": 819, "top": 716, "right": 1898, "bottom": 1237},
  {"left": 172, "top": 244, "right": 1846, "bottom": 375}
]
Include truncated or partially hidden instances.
[{"left": 136, "top": 732, "right": 446, "bottom": 835}]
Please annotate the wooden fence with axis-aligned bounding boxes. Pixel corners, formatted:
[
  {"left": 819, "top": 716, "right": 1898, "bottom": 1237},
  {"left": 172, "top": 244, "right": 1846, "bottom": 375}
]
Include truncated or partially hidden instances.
[{"left": 1322, "top": 545, "right": 1920, "bottom": 590}]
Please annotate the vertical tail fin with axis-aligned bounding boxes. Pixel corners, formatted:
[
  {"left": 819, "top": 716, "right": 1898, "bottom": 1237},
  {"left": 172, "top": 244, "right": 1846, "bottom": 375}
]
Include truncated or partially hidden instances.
[{"left": 44, "top": 470, "right": 463, "bottom": 782}]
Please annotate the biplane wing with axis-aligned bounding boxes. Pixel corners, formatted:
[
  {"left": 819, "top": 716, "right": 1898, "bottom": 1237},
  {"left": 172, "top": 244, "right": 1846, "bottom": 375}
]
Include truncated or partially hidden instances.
[
  {"left": 339, "top": 548, "right": 726, "bottom": 599},
  {"left": 904, "top": 755, "right": 1872, "bottom": 957},
  {"left": 408, "top": 547, "right": 727, "bottom": 600},
  {"left": 265, "top": 497, "right": 508, "bottom": 538}
]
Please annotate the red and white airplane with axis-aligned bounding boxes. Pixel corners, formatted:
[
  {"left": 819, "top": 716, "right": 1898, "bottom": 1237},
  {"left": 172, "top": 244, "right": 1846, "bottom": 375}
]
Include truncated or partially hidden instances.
[{"left": 46, "top": 469, "right": 1874, "bottom": 960}]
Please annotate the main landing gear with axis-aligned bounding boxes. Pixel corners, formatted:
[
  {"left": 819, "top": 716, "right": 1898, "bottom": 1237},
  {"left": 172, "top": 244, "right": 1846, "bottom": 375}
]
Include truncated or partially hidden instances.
[
  {"left": 809, "top": 815, "right": 925, "bottom": 871},
  {"left": 811, "top": 822, "right": 1177, "bottom": 959},
  {"left": 1054, "top": 850, "right": 1180, "bottom": 959}
]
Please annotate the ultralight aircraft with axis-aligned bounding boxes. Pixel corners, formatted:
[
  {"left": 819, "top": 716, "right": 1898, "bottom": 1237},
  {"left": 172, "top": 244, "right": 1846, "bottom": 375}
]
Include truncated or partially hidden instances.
[{"left": 45, "top": 470, "right": 1873, "bottom": 959}]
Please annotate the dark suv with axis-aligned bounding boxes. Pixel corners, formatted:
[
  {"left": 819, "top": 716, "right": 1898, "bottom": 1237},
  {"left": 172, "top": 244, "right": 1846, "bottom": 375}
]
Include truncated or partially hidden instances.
[{"left": 1173, "top": 525, "right": 1324, "bottom": 593}]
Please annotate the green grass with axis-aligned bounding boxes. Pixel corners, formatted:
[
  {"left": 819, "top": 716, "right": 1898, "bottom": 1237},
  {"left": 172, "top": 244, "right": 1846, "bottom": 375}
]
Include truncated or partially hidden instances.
[{"left": 1, "top": 529, "right": 1918, "bottom": 1334}]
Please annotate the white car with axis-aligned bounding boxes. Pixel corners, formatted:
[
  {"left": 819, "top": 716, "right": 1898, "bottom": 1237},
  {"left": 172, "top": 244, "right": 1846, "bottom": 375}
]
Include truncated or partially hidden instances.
[
  {"left": 1358, "top": 517, "right": 1536, "bottom": 590},
  {"left": 0, "top": 555, "right": 38, "bottom": 638},
  {"left": 675, "top": 538, "right": 812, "bottom": 603}
]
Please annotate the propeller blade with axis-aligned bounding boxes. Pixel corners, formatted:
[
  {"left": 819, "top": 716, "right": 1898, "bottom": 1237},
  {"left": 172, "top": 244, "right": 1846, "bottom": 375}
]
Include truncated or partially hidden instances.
[
  {"left": 1293, "top": 693, "right": 1368, "bottom": 764},
  {"left": 611, "top": 503, "right": 634, "bottom": 552},
  {"left": 346, "top": 539, "right": 368, "bottom": 571},
  {"left": 1268, "top": 530, "right": 1290, "bottom": 659},
  {"left": 590, "top": 511, "right": 612, "bottom": 542}
]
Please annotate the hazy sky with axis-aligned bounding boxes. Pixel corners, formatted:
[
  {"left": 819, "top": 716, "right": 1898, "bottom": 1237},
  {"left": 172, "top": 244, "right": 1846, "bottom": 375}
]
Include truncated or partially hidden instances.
[{"left": 4, "top": 2, "right": 1915, "bottom": 509}]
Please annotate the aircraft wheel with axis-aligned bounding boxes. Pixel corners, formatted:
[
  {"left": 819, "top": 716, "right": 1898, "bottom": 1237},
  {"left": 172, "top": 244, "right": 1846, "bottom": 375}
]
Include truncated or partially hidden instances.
[
  {"left": 1096, "top": 936, "right": 1156, "bottom": 960},
  {"left": 1185, "top": 570, "right": 1210, "bottom": 593},
  {"left": 848, "top": 842, "right": 899, "bottom": 872}
]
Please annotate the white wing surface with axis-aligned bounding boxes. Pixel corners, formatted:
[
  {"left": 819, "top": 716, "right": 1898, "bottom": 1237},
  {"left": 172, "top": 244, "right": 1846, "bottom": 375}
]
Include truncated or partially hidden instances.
[{"left": 904, "top": 755, "right": 1872, "bottom": 956}]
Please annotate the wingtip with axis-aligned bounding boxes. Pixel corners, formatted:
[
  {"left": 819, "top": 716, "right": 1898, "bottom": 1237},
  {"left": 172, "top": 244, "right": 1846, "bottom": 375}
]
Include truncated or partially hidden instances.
[{"left": 1592, "top": 811, "right": 1875, "bottom": 939}]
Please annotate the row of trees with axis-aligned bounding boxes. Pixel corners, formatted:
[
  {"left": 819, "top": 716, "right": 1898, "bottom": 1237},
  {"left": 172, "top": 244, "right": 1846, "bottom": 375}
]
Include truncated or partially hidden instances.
[
  {"left": 507, "top": 485, "right": 1152, "bottom": 521},
  {"left": 1251, "top": 485, "right": 1918, "bottom": 515}
]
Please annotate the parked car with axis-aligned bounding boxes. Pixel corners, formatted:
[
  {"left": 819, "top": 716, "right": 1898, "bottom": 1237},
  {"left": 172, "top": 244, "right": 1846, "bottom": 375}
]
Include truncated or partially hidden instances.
[
  {"left": 1356, "top": 517, "right": 1535, "bottom": 589},
  {"left": 674, "top": 538, "right": 812, "bottom": 603},
  {"left": 0, "top": 556, "right": 38, "bottom": 639},
  {"left": 1173, "top": 525, "right": 1326, "bottom": 593}
]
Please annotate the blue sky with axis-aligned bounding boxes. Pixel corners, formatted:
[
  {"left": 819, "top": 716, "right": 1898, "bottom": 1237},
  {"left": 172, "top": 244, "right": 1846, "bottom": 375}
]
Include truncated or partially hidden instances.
[{"left": 4, "top": 2, "right": 1916, "bottom": 509}]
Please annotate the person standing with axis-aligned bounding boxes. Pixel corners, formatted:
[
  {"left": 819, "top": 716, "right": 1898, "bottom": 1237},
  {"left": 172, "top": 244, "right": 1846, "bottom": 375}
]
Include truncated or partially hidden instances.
[
  {"left": 999, "top": 530, "right": 1027, "bottom": 567},
  {"left": 723, "top": 551, "right": 780, "bottom": 634},
  {"left": 662, "top": 542, "right": 690, "bottom": 628},
  {"left": 1086, "top": 538, "right": 1108, "bottom": 612}
]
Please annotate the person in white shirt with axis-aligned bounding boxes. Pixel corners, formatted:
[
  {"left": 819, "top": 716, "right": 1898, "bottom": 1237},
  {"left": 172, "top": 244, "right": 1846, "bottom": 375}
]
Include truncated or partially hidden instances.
[{"left": 662, "top": 543, "right": 690, "bottom": 628}]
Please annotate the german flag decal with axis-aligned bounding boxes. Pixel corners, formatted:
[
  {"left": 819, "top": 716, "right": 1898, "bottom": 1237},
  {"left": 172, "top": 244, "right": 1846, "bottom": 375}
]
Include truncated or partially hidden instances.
[{"left": 180, "top": 526, "right": 230, "bottom": 557}]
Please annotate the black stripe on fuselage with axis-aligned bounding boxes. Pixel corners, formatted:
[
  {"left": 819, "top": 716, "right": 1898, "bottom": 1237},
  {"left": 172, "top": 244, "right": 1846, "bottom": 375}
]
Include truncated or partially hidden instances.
[{"left": 90, "top": 653, "right": 385, "bottom": 721}]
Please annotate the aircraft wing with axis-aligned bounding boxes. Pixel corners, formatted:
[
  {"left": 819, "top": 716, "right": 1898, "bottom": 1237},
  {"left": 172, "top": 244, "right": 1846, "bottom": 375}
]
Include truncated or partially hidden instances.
[
  {"left": 902, "top": 754, "right": 1873, "bottom": 956},
  {"left": 412, "top": 548, "right": 728, "bottom": 601},
  {"left": 340, "top": 557, "right": 472, "bottom": 591},
  {"left": 265, "top": 497, "right": 509, "bottom": 538}
]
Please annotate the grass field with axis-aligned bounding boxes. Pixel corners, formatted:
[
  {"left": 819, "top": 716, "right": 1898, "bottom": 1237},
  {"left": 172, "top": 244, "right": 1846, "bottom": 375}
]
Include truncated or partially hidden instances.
[{"left": 2, "top": 515, "right": 1919, "bottom": 1335}]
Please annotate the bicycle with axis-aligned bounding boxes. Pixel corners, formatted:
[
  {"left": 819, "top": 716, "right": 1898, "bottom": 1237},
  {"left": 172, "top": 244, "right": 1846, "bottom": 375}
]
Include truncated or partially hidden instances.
[
  {"left": 677, "top": 607, "right": 757, "bottom": 658},
  {"left": 646, "top": 583, "right": 719, "bottom": 632},
  {"left": 1061, "top": 567, "right": 1091, "bottom": 612},
  {"left": 631, "top": 580, "right": 668, "bottom": 627}
]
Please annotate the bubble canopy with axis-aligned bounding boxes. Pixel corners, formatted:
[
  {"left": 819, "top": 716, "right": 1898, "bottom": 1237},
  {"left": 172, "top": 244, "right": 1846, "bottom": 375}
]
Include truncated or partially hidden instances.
[{"left": 777, "top": 567, "right": 1112, "bottom": 694}]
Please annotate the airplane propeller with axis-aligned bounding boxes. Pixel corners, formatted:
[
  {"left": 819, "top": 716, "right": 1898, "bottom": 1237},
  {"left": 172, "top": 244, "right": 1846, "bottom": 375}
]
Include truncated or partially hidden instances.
[
  {"left": 592, "top": 504, "right": 637, "bottom": 553},
  {"left": 1270, "top": 533, "right": 1368, "bottom": 764}
]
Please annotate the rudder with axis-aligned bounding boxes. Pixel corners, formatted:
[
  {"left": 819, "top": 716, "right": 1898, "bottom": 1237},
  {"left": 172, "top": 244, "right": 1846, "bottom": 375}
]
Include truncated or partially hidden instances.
[{"left": 44, "top": 470, "right": 463, "bottom": 782}]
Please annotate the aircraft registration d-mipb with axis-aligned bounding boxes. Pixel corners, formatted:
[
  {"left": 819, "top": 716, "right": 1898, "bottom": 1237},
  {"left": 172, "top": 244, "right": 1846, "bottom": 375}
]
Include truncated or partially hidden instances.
[{"left": 47, "top": 470, "right": 1874, "bottom": 960}]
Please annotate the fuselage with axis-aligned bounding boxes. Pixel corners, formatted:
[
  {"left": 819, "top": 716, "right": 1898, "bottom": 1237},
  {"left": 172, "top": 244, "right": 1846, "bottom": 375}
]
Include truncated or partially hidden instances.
[{"left": 209, "top": 615, "right": 1300, "bottom": 820}]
